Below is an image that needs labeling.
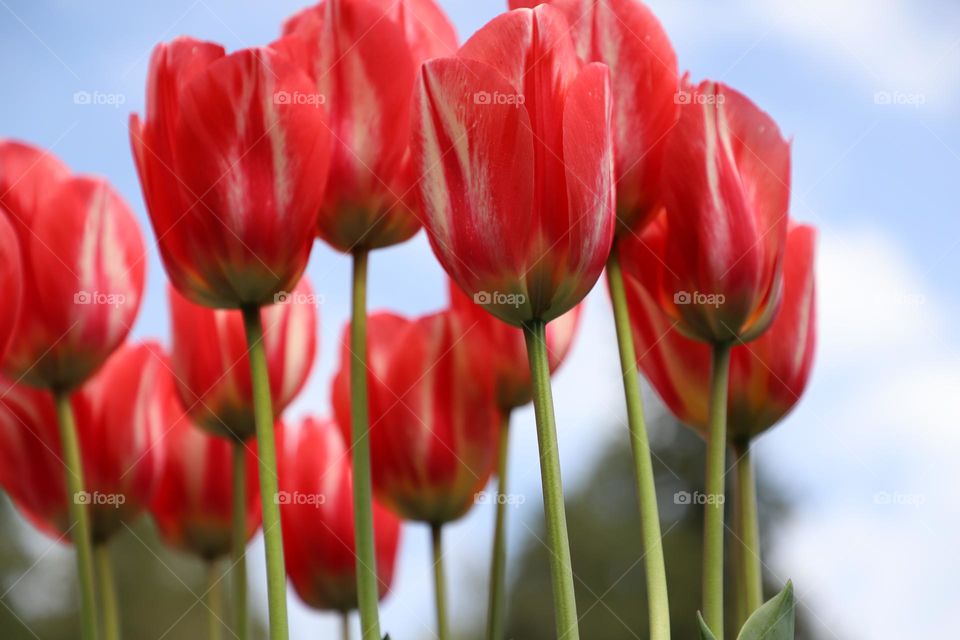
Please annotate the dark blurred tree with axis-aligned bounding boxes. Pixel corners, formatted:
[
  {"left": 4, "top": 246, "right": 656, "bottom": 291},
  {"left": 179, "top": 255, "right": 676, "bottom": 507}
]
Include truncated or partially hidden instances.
[
  {"left": 458, "top": 417, "right": 824, "bottom": 640},
  {"left": 0, "top": 496, "right": 266, "bottom": 639}
]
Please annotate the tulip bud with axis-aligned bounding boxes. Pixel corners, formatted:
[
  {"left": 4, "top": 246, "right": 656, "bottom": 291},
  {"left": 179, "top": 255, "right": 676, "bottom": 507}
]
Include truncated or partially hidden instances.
[
  {"left": 150, "top": 405, "right": 264, "bottom": 560},
  {"left": 276, "top": 0, "right": 457, "bottom": 252},
  {"left": 332, "top": 310, "right": 500, "bottom": 524},
  {"left": 130, "top": 38, "right": 332, "bottom": 309},
  {"left": 0, "top": 342, "right": 171, "bottom": 542},
  {"left": 169, "top": 276, "right": 318, "bottom": 440},
  {"left": 413, "top": 5, "right": 615, "bottom": 325},
  {"left": 280, "top": 416, "right": 401, "bottom": 611},
  {"left": 0, "top": 140, "right": 144, "bottom": 390},
  {"left": 640, "top": 79, "right": 791, "bottom": 344},
  {"left": 622, "top": 222, "right": 816, "bottom": 442}
]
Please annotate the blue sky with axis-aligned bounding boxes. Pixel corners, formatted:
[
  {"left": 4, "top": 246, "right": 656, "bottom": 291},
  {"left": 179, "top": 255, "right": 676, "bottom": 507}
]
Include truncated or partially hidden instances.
[{"left": 2, "top": 1, "right": 959, "bottom": 638}]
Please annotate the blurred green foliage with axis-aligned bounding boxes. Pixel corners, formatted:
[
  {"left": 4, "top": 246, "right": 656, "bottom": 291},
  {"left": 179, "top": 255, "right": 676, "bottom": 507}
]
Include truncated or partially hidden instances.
[
  {"left": 460, "top": 417, "right": 825, "bottom": 640},
  {"left": 0, "top": 498, "right": 265, "bottom": 639}
]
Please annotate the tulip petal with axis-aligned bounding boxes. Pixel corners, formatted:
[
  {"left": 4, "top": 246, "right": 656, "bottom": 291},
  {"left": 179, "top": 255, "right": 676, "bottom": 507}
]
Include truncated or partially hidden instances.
[{"left": 414, "top": 57, "right": 535, "bottom": 317}]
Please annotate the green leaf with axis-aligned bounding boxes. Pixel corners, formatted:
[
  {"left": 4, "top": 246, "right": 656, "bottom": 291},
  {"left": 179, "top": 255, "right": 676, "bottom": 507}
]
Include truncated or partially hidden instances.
[
  {"left": 697, "top": 611, "right": 718, "bottom": 640},
  {"left": 737, "top": 580, "right": 795, "bottom": 640}
]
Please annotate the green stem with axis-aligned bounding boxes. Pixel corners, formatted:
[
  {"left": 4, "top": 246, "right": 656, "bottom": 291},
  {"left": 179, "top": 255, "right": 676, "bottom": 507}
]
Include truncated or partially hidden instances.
[
  {"left": 231, "top": 439, "right": 249, "bottom": 640},
  {"left": 207, "top": 561, "right": 223, "bottom": 640},
  {"left": 486, "top": 412, "right": 511, "bottom": 640},
  {"left": 523, "top": 320, "right": 579, "bottom": 640},
  {"left": 431, "top": 524, "right": 449, "bottom": 640},
  {"left": 341, "top": 612, "right": 352, "bottom": 640},
  {"left": 606, "top": 251, "right": 671, "bottom": 640},
  {"left": 53, "top": 390, "right": 99, "bottom": 640},
  {"left": 349, "top": 249, "right": 382, "bottom": 640},
  {"left": 241, "top": 305, "right": 289, "bottom": 640},
  {"left": 96, "top": 543, "right": 120, "bottom": 640},
  {"left": 702, "top": 343, "right": 732, "bottom": 639},
  {"left": 734, "top": 439, "right": 763, "bottom": 616}
]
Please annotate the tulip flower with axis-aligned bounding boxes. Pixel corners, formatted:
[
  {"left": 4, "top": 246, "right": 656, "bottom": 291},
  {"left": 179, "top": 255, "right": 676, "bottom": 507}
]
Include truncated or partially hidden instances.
[
  {"left": 276, "top": 2, "right": 457, "bottom": 633},
  {"left": 150, "top": 411, "right": 262, "bottom": 560},
  {"left": 277, "top": 0, "right": 458, "bottom": 252},
  {"left": 0, "top": 213, "right": 22, "bottom": 363},
  {"left": 130, "top": 38, "right": 331, "bottom": 311},
  {"left": 497, "top": 6, "right": 679, "bottom": 633},
  {"left": 332, "top": 310, "right": 499, "bottom": 639},
  {"left": 624, "top": 221, "right": 816, "bottom": 619},
  {"left": 0, "top": 139, "right": 146, "bottom": 640},
  {"left": 279, "top": 417, "right": 401, "bottom": 619},
  {"left": 169, "top": 276, "right": 318, "bottom": 442},
  {"left": 131, "top": 38, "right": 334, "bottom": 638},
  {"left": 0, "top": 342, "right": 171, "bottom": 637},
  {"left": 0, "top": 140, "right": 145, "bottom": 391},
  {"left": 620, "top": 82, "right": 791, "bottom": 635},
  {"left": 448, "top": 282, "right": 580, "bottom": 639},
  {"left": 413, "top": 8, "right": 615, "bottom": 636}
]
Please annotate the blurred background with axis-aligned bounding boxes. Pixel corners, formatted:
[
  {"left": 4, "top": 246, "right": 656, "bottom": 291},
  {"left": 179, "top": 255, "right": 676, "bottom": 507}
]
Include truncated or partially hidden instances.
[{"left": 1, "top": 0, "right": 958, "bottom": 638}]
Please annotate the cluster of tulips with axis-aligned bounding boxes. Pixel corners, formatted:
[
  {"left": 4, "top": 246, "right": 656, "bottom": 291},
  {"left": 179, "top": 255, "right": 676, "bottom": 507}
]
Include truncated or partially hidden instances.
[{"left": 0, "top": 0, "right": 817, "bottom": 639}]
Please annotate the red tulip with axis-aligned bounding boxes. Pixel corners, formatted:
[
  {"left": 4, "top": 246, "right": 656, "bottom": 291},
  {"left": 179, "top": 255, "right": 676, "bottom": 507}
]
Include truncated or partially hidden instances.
[
  {"left": 623, "top": 221, "right": 816, "bottom": 441},
  {"left": 0, "top": 213, "right": 22, "bottom": 362},
  {"left": 130, "top": 38, "right": 333, "bottom": 309},
  {"left": 448, "top": 281, "right": 581, "bottom": 410},
  {"left": 0, "top": 140, "right": 145, "bottom": 390},
  {"left": 507, "top": 0, "right": 679, "bottom": 232},
  {"left": 0, "top": 342, "right": 172, "bottom": 542},
  {"left": 169, "top": 276, "right": 318, "bottom": 440},
  {"left": 279, "top": 416, "right": 401, "bottom": 611},
  {"left": 275, "top": 0, "right": 457, "bottom": 252},
  {"left": 332, "top": 310, "right": 500, "bottom": 523},
  {"left": 630, "top": 80, "right": 791, "bottom": 344},
  {"left": 413, "top": 5, "right": 615, "bottom": 325},
  {"left": 150, "top": 404, "right": 263, "bottom": 559}
]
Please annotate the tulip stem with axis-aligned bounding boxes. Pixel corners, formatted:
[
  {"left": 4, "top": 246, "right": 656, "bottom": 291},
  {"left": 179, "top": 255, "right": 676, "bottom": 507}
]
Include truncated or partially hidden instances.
[
  {"left": 231, "top": 439, "right": 248, "bottom": 640},
  {"left": 95, "top": 543, "right": 120, "bottom": 640},
  {"left": 703, "top": 343, "right": 732, "bottom": 638},
  {"left": 241, "top": 305, "right": 289, "bottom": 640},
  {"left": 733, "top": 439, "right": 763, "bottom": 616},
  {"left": 523, "top": 320, "right": 579, "bottom": 640},
  {"left": 53, "top": 390, "right": 99, "bottom": 640},
  {"left": 341, "top": 612, "right": 352, "bottom": 640},
  {"left": 486, "top": 411, "right": 511, "bottom": 640},
  {"left": 431, "top": 524, "right": 449, "bottom": 640},
  {"left": 605, "top": 250, "right": 671, "bottom": 640},
  {"left": 207, "top": 561, "right": 223, "bottom": 640},
  {"left": 349, "top": 249, "right": 383, "bottom": 640}
]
